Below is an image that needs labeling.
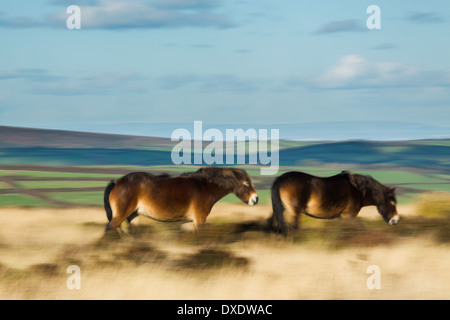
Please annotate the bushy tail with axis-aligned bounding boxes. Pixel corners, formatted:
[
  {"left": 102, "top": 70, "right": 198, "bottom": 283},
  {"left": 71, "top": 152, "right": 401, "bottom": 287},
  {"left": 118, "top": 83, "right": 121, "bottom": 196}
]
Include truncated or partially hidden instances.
[
  {"left": 270, "top": 178, "right": 287, "bottom": 235},
  {"left": 104, "top": 181, "right": 115, "bottom": 222}
]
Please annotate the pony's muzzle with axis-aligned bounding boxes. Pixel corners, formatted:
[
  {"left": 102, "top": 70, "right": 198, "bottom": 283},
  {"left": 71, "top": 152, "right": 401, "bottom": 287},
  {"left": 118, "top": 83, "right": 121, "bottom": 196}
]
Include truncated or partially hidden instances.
[
  {"left": 389, "top": 214, "right": 400, "bottom": 225},
  {"left": 248, "top": 193, "right": 259, "bottom": 206}
]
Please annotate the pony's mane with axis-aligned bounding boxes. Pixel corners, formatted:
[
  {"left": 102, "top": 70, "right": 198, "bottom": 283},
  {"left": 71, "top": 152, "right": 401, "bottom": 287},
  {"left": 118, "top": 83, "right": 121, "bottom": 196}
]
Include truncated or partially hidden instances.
[
  {"left": 341, "top": 170, "right": 386, "bottom": 204},
  {"left": 156, "top": 173, "right": 171, "bottom": 178},
  {"left": 180, "top": 167, "right": 250, "bottom": 189}
]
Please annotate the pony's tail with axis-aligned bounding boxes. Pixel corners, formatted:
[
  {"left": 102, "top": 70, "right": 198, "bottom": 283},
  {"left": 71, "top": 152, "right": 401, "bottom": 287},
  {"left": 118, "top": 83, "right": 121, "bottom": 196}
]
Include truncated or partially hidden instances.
[
  {"left": 104, "top": 181, "right": 115, "bottom": 222},
  {"left": 270, "top": 177, "right": 287, "bottom": 236}
]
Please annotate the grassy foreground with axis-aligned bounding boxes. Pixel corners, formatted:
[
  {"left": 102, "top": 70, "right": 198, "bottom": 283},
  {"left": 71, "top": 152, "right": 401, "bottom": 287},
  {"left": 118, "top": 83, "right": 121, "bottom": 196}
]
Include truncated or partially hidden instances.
[{"left": 0, "top": 199, "right": 449, "bottom": 300}]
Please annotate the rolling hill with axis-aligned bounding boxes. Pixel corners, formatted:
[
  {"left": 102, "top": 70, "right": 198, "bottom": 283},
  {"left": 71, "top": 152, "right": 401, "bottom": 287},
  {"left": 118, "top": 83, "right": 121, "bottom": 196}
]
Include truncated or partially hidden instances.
[{"left": 0, "top": 125, "right": 448, "bottom": 169}]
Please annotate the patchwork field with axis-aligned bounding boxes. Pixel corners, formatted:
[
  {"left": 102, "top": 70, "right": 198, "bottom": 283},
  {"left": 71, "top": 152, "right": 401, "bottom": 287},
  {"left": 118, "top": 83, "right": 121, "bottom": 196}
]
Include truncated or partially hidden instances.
[{"left": 1, "top": 163, "right": 449, "bottom": 208}]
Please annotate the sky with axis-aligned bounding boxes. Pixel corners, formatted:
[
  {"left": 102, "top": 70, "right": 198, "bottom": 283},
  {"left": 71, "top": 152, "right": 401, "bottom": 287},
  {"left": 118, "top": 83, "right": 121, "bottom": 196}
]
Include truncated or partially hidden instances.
[{"left": 0, "top": 0, "right": 449, "bottom": 140}]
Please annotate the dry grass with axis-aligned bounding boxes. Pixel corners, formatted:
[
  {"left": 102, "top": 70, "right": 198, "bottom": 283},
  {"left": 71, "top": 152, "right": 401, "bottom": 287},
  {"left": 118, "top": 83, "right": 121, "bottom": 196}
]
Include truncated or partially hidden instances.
[
  {"left": 416, "top": 192, "right": 450, "bottom": 218},
  {"left": 0, "top": 202, "right": 449, "bottom": 300}
]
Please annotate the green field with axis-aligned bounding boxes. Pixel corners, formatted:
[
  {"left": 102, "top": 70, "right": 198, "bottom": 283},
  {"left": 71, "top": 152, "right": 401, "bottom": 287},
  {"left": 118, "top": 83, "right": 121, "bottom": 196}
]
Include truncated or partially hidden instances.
[
  {"left": 0, "top": 194, "right": 52, "bottom": 207},
  {"left": 0, "top": 163, "right": 448, "bottom": 208}
]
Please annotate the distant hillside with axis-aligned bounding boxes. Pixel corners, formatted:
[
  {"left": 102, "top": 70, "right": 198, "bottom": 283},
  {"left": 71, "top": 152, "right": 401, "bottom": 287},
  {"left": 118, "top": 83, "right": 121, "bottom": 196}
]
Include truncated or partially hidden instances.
[
  {"left": 279, "top": 140, "right": 450, "bottom": 168},
  {"left": 0, "top": 126, "right": 449, "bottom": 169},
  {"left": 0, "top": 126, "right": 172, "bottom": 149},
  {"left": 54, "top": 121, "right": 450, "bottom": 141}
]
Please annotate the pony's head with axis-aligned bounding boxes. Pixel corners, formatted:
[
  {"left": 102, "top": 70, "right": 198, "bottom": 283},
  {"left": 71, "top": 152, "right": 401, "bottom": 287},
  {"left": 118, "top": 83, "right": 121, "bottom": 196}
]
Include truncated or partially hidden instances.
[
  {"left": 348, "top": 172, "right": 399, "bottom": 225},
  {"left": 379, "top": 187, "right": 400, "bottom": 225},
  {"left": 197, "top": 167, "right": 258, "bottom": 206},
  {"left": 232, "top": 172, "right": 259, "bottom": 206}
]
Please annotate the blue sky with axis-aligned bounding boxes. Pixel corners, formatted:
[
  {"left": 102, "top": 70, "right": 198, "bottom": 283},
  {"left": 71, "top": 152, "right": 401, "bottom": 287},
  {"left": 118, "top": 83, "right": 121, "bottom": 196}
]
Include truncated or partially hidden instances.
[{"left": 0, "top": 0, "right": 449, "bottom": 140}]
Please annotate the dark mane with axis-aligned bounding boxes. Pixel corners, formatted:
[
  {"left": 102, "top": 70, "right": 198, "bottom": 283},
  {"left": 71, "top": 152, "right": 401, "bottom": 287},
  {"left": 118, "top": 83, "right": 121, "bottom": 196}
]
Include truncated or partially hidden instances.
[
  {"left": 342, "top": 170, "right": 386, "bottom": 204},
  {"left": 180, "top": 167, "right": 250, "bottom": 189},
  {"left": 156, "top": 173, "right": 171, "bottom": 178}
]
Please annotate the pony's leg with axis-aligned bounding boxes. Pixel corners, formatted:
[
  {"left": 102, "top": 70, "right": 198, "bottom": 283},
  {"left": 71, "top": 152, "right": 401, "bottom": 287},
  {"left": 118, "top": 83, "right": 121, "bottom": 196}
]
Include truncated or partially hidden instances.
[
  {"left": 127, "top": 210, "right": 139, "bottom": 224},
  {"left": 283, "top": 205, "right": 300, "bottom": 231},
  {"left": 180, "top": 222, "right": 196, "bottom": 233},
  {"left": 118, "top": 219, "right": 133, "bottom": 237},
  {"left": 266, "top": 213, "right": 277, "bottom": 232},
  {"left": 192, "top": 211, "right": 208, "bottom": 233},
  {"left": 293, "top": 212, "right": 301, "bottom": 230},
  {"left": 105, "top": 202, "right": 137, "bottom": 233},
  {"left": 125, "top": 210, "right": 139, "bottom": 234},
  {"left": 106, "top": 214, "right": 136, "bottom": 238},
  {"left": 105, "top": 216, "right": 125, "bottom": 232},
  {"left": 289, "top": 202, "right": 307, "bottom": 233}
]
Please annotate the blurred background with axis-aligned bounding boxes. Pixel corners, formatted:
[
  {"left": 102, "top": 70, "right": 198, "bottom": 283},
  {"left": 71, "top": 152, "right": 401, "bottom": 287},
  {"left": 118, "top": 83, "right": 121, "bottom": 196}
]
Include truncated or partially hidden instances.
[{"left": 0, "top": 1, "right": 449, "bottom": 300}]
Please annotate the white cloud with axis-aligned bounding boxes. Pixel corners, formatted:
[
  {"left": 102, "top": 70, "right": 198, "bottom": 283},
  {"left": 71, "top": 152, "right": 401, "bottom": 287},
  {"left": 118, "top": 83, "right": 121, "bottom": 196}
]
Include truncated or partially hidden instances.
[
  {"left": 45, "top": 0, "right": 235, "bottom": 29},
  {"left": 0, "top": 0, "right": 234, "bottom": 29},
  {"left": 311, "top": 55, "right": 450, "bottom": 89}
]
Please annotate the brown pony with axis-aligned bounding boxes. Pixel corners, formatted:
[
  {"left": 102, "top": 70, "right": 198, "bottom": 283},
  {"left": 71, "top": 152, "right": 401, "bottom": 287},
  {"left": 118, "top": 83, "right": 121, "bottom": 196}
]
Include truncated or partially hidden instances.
[
  {"left": 269, "top": 170, "right": 399, "bottom": 235},
  {"left": 104, "top": 167, "right": 258, "bottom": 233}
]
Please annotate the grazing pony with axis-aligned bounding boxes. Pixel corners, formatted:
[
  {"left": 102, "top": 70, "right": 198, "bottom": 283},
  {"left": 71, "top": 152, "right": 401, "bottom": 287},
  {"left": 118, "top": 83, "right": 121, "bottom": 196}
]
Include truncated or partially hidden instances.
[
  {"left": 104, "top": 167, "right": 258, "bottom": 233},
  {"left": 269, "top": 171, "right": 399, "bottom": 235}
]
